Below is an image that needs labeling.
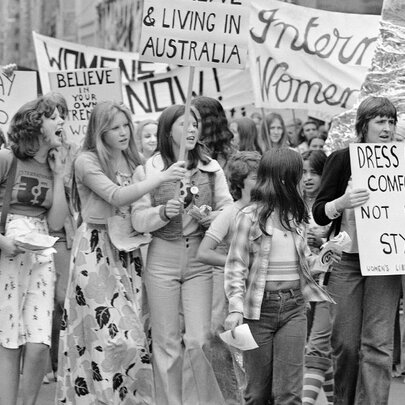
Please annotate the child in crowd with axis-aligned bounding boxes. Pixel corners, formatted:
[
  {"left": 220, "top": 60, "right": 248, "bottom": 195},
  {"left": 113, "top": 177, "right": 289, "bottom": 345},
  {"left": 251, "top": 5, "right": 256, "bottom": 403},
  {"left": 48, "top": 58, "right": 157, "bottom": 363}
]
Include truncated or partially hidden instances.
[
  {"left": 301, "top": 150, "right": 334, "bottom": 405},
  {"left": 197, "top": 151, "right": 262, "bottom": 403},
  {"left": 224, "top": 148, "right": 339, "bottom": 405}
]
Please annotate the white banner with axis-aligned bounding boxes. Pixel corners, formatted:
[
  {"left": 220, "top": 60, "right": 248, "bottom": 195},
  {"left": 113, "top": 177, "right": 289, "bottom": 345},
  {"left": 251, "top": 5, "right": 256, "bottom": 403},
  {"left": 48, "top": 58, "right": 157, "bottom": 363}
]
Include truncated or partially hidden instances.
[
  {"left": 33, "top": 32, "right": 253, "bottom": 120},
  {"left": 0, "top": 71, "right": 37, "bottom": 135},
  {"left": 33, "top": 32, "right": 168, "bottom": 93},
  {"left": 249, "top": 0, "right": 381, "bottom": 114},
  {"left": 139, "top": 0, "right": 249, "bottom": 69},
  {"left": 349, "top": 143, "right": 405, "bottom": 276},
  {"left": 123, "top": 66, "right": 253, "bottom": 120},
  {"left": 48, "top": 68, "right": 123, "bottom": 146}
]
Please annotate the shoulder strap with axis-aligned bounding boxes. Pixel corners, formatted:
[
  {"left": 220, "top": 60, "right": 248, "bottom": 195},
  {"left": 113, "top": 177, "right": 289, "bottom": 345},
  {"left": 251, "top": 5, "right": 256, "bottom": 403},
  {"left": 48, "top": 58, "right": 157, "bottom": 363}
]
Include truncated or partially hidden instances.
[
  {"left": 0, "top": 155, "right": 17, "bottom": 234},
  {"left": 208, "top": 171, "right": 216, "bottom": 210}
]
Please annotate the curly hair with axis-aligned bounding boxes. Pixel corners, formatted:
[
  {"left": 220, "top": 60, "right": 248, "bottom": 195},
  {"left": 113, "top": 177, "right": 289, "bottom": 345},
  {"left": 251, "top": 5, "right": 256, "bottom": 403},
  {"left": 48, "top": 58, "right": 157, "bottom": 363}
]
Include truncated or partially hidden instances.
[
  {"left": 226, "top": 151, "right": 261, "bottom": 200},
  {"left": 8, "top": 96, "right": 60, "bottom": 160},
  {"left": 191, "top": 96, "right": 235, "bottom": 164}
]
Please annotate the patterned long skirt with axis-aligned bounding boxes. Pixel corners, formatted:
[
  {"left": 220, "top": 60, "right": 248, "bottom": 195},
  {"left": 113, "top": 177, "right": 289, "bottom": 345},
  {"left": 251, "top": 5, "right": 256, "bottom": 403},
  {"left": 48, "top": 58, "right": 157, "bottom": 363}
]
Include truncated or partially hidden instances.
[{"left": 56, "top": 223, "right": 154, "bottom": 404}]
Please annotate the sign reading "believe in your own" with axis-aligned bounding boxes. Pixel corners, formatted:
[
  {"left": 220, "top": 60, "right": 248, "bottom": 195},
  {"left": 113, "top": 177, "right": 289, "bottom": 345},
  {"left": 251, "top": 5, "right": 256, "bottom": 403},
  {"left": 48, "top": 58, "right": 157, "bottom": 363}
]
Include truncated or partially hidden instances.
[
  {"left": 48, "top": 68, "right": 123, "bottom": 146},
  {"left": 139, "top": 0, "right": 250, "bottom": 69},
  {"left": 350, "top": 143, "right": 405, "bottom": 276}
]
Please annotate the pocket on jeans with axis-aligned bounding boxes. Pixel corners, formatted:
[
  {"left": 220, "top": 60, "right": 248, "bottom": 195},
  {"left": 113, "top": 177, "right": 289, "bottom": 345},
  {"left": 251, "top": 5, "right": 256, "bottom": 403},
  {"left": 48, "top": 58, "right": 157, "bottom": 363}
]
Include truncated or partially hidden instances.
[{"left": 294, "top": 294, "right": 305, "bottom": 306}]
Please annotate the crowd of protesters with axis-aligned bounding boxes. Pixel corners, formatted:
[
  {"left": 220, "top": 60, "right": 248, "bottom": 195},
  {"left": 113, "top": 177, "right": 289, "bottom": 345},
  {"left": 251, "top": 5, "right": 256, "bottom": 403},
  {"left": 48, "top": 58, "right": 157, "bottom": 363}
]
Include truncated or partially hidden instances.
[{"left": 0, "top": 90, "right": 404, "bottom": 405}]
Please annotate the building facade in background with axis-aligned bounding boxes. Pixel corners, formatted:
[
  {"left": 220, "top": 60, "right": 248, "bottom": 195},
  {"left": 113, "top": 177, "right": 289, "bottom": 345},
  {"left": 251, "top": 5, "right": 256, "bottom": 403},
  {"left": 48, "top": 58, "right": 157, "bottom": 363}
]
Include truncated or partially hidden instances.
[{"left": 0, "top": 0, "right": 384, "bottom": 71}]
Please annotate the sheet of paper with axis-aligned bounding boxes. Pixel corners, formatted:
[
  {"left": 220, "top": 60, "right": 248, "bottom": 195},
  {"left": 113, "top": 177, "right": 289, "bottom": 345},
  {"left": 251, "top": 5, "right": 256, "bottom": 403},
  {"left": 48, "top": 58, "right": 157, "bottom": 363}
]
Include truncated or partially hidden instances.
[{"left": 219, "top": 323, "right": 258, "bottom": 351}]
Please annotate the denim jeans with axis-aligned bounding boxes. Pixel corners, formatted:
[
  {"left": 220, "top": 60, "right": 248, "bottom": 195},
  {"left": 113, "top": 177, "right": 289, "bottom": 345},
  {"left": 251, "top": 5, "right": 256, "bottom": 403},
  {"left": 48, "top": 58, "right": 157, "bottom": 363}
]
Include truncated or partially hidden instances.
[
  {"left": 243, "top": 288, "right": 307, "bottom": 405},
  {"left": 145, "top": 236, "right": 225, "bottom": 405},
  {"left": 305, "top": 300, "right": 333, "bottom": 372},
  {"left": 327, "top": 253, "right": 402, "bottom": 405}
]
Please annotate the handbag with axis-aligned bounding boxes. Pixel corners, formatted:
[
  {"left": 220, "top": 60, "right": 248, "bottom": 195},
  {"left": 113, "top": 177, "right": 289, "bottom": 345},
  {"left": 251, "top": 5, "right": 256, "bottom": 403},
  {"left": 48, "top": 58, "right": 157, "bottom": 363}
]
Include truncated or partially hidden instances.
[{"left": 0, "top": 155, "right": 17, "bottom": 235}]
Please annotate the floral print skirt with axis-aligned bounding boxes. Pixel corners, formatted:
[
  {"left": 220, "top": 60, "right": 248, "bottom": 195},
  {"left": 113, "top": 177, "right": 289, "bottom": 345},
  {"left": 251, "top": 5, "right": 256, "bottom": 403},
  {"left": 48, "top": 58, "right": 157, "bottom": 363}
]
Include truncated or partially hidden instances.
[
  {"left": 56, "top": 223, "right": 154, "bottom": 404},
  {"left": 0, "top": 214, "right": 54, "bottom": 348}
]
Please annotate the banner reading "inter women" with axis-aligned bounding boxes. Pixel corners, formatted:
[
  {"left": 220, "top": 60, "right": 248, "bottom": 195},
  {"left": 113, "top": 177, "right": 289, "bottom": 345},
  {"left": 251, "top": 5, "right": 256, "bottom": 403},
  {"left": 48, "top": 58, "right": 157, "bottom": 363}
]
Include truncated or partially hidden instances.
[{"left": 249, "top": 0, "right": 381, "bottom": 114}]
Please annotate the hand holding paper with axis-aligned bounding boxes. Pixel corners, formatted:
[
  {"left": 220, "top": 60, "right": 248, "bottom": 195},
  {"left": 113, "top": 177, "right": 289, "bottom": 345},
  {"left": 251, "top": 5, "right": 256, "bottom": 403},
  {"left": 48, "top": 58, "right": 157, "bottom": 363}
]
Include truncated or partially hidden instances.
[
  {"left": 319, "top": 231, "right": 352, "bottom": 268},
  {"left": 219, "top": 324, "right": 258, "bottom": 351}
]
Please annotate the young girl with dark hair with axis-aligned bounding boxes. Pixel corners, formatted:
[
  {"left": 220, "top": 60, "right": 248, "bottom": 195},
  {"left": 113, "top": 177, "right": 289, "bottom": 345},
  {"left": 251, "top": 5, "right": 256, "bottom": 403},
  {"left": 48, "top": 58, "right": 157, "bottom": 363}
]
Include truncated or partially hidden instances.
[
  {"left": 0, "top": 96, "right": 68, "bottom": 405},
  {"left": 301, "top": 150, "right": 334, "bottom": 405},
  {"left": 56, "top": 101, "right": 185, "bottom": 404},
  {"left": 224, "top": 148, "right": 339, "bottom": 405},
  {"left": 132, "top": 104, "right": 233, "bottom": 405}
]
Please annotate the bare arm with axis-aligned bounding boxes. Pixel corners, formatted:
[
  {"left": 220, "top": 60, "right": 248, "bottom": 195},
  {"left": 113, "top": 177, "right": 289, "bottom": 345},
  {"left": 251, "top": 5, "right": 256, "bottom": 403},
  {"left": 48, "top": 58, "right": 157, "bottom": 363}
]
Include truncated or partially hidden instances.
[
  {"left": 197, "top": 235, "right": 227, "bottom": 267},
  {"left": 47, "top": 149, "right": 69, "bottom": 231}
]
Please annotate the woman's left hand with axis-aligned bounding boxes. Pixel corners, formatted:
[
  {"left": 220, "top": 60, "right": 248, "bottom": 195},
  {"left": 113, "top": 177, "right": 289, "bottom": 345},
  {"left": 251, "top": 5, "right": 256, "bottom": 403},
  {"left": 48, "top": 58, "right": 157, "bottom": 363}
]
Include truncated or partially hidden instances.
[{"left": 48, "top": 148, "right": 65, "bottom": 176}]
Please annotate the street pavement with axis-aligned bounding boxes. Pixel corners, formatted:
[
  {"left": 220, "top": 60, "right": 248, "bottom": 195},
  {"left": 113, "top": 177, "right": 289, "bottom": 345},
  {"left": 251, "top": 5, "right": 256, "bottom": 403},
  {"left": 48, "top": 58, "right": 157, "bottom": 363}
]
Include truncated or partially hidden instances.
[{"left": 21, "top": 374, "right": 405, "bottom": 405}]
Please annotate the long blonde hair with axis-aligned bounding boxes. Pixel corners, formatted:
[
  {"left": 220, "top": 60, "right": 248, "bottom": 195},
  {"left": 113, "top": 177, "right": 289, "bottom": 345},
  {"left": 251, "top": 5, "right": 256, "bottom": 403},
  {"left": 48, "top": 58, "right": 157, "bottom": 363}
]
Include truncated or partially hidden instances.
[{"left": 82, "top": 100, "right": 142, "bottom": 180}]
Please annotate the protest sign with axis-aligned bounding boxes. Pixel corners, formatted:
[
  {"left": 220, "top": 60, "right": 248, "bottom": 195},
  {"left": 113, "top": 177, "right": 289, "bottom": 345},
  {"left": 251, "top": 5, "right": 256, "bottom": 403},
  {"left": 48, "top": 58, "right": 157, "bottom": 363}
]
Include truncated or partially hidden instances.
[
  {"left": 33, "top": 32, "right": 252, "bottom": 119},
  {"left": 33, "top": 31, "right": 168, "bottom": 93},
  {"left": 124, "top": 66, "right": 253, "bottom": 120},
  {"left": 249, "top": 0, "right": 381, "bottom": 115},
  {"left": 349, "top": 143, "right": 405, "bottom": 275},
  {"left": 0, "top": 71, "right": 37, "bottom": 135},
  {"left": 139, "top": 0, "right": 249, "bottom": 69},
  {"left": 48, "top": 68, "right": 123, "bottom": 146}
]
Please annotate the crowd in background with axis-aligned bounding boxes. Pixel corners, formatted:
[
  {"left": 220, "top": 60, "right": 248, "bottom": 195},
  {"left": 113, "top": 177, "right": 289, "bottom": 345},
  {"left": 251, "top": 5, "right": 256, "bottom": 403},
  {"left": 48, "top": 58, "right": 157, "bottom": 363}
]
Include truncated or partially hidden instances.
[{"left": 0, "top": 91, "right": 404, "bottom": 405}]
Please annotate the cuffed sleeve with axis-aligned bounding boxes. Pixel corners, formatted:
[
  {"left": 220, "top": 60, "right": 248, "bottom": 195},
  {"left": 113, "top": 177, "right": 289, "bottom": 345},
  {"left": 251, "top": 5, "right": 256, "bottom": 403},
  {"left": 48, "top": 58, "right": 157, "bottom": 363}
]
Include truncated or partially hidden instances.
[
  {"left": 131, "top": 165, "right": 168, "bottom": 233},
  {"left": 224, "top": 211, "right": 251, "bottom": 316}
]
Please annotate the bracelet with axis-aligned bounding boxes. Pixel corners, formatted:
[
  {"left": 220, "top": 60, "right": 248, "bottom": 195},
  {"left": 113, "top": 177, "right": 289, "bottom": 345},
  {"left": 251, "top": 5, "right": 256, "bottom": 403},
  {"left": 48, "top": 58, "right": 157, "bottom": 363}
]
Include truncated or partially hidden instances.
[{"left": 229, "top": 310, "right": 243, "bottom": 315}]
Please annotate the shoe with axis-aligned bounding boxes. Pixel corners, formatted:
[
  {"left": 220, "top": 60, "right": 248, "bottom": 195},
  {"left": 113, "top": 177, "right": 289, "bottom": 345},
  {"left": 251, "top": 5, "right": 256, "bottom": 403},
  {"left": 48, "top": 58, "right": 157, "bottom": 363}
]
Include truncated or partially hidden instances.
[{"left": 43, "top": 375, "right": 50, "bottom": 384}]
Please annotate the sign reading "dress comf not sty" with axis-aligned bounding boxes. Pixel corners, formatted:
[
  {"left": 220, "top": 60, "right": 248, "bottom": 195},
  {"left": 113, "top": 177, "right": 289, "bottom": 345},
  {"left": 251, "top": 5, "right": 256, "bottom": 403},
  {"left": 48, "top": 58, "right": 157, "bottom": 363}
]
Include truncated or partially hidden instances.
[
  {"left": 139, "top": 0, "right": 249, "bottom": 69},
  {"left": 349, "top": 143, "right": 405, "bottom": 276}
]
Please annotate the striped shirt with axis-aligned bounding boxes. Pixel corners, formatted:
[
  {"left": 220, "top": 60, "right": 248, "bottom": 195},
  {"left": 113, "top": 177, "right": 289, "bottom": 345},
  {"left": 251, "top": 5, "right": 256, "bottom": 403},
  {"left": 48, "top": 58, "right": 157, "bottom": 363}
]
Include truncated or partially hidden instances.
[
  {"left": 224, "top": 204, "right": 334, "bottom": 320},
  {"left": 266, "top": 228, "right": 299, "bottom": 281}
]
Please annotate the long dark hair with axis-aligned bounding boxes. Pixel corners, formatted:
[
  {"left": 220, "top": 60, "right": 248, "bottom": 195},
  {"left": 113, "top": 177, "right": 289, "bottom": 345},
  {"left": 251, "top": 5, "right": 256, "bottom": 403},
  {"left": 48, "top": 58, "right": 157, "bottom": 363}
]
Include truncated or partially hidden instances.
[
  {"left": 191, "top": 96, "right": 234, "bottom": 163},
  {"left": 251, "top": 148, "right": 308, "bottom": 234},
  {"left": 157, "top": 104, "right": 210, "bottom": 170},
  {"left": 260, "top": 112, "right": 288, "bottom": 150},
  {"left": 301, "top": 150, "right": 327, "bottom": 177},
  {"left": 235, "top": 117, "right": 263, "bottom": 154}
]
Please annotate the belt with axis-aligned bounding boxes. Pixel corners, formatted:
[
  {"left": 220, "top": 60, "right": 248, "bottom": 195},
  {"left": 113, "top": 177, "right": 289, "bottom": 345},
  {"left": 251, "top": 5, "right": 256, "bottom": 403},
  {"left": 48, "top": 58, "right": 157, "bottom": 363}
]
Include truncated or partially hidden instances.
[{"left": 263, "top": 288, "right": 301, "bottom": 300}]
